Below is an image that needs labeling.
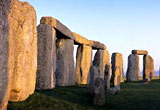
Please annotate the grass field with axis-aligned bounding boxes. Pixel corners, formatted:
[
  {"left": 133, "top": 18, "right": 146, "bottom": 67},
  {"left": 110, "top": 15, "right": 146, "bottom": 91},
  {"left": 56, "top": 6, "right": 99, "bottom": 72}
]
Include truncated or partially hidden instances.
[{"left": 8, "top": 80, "right": 160, "bottom": 110}]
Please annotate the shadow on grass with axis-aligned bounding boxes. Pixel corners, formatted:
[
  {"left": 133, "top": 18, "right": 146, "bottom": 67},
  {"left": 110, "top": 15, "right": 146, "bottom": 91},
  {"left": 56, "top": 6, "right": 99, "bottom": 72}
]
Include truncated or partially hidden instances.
[{"left": 8, "top": 80, "right": 160, "bottom": 110}]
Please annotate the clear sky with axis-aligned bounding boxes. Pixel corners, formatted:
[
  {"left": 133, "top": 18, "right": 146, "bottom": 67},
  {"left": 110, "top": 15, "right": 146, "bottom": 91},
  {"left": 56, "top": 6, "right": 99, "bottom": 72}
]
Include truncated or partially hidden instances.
[{"left": 20, "top": 0, "right": 160, "bottom": 75}]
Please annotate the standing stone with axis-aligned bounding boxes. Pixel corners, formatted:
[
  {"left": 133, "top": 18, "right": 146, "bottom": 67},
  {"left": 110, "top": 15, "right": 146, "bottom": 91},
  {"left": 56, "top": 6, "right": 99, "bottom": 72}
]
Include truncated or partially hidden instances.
[
  {"left": 93, "top": 49, "right": 110, "bottom": 78},
  {"left": 143, "top": 55, "right": 154, "bottom": 81},
  {"left": 90, "top": 66, "right": 99, "bottom": 95},
  {"left": 93, "top": 77, "right": 105, "bottom": 105},
  {"left": 9, "top": 1, "right": 37, "bottom": 102},
  {"left": 76, "top": 45, "right": 92, "bottom": 84},
  {"left": 36, "top": 24, "right": 56, "bottom": 89},
  {"left": 0, "top": 0, "right": 37, "bottom": 109},
  {"left": 113, "top": 66, "right": 121, "bottom": 86},
  {"left": 56, "top": 38, "right": 75, "bottom": 86},
  {"left": 104, "top": 63, "right": 111, "bottom": 90},
  {"left": 126, "top": 54, "right": 140, "bottom": 81},
  {"left": 111, "top": 53, "right": 124, "bottom": 83}
]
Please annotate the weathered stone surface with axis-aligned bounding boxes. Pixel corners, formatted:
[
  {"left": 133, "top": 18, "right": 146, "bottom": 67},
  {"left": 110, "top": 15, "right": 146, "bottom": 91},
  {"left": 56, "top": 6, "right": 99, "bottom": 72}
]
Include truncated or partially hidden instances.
[
  {"left": 113, "top": 67, "right": 121, "bottom": 86},
  {"left": 143, "top": 55, "right": 154, "bottom": 81},
  {"left": 93, "top": 77, "right": 105, "bottom": 105},
  {"left": 76, "top": 45, "right": 92, "bottom": 84},
  {"left": 90, "top": 66, "right": 99, "bottom": 95},
  {"left": 9, "top": 1, "right": 37, "bottom": 102},
  {"left": 111, "top": 53, "right": 124, "bottom": 83},
  {"left": 56, "top": 38, "right": 75, "bottom": 86},
  {"left": 126, "top": 54, "right": 140, "bottom": 81},
  {"left": 107, "top": 86, "right": 120, "bottom": 95},
  {"left": 0, "top": 0, "right": 37, "bottom": 108},
  {"left": 93, "top": 49, "right": 110, "bottom": 77},
  {"left": 40, "top": 17, "right": 75, "bottom": 40},
  {"left": 36, "top": 24, "right": 56, "bottom": 89},
  {"left": 73, "top": 32, "right": 107, "bottom": 50},
  {"left": 73, "top": 32, "right": 90, "bottom": 45},
  {"left": 132, "top": 50, "right": 148, "bottom": 55},
  {"left": 104, "top": 63, "right": 111, "bottom": 90},
  {"left": 90, "top": 40, "right": 107, "bottom": 50}
]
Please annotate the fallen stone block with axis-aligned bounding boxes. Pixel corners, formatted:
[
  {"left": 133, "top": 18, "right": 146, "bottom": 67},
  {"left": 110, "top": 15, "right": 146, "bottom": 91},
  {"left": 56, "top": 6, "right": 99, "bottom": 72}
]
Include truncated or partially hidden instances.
[{"left": 106, "top": 86, "right": 120, "bottom": 95}]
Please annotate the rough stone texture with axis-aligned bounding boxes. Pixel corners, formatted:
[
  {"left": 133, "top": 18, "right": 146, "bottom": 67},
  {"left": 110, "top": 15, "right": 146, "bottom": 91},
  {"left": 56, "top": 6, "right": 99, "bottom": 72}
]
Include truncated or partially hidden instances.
[
  {"left": 56, "top": 38, "right": 75, "bottom": 86},
  {"left": 113, "top": 67, "right": 121, "bottom": 87},
  {"left": 143, "top": 55, "right": 154, "bottom": 81},
  {"left": 90, "top": 40, "right": 107, "bottom": 50},
  {"left": 93, "top": 77, "right": 105, "bottom": 105},
  {"left": 111, "top": 53, "right": 124, "bottom": 83},
  {"left": 73, "top": 32, "right": 90, "bottom": 45},
  {"left": 126, "top": 54, "right": 140, "bottom": 81},
  {"left": 93, "top": 49, "right": 110, "bottom": 78},
  {"left": 0, "top": 0, "right": 37, "bottom": 109},
  {"left": 9, "top": 1, "right": 37, "bottom": 102},
  {"left": 36, "top": 24, "right": 56, "bottom": 89},
  {"left": 40, "top": 17, "right": 75, "bottom": 40},
  {"left": 107, "top": 86, "right": 120, "bottom": 95},
  {"left": 76, "top": 45, "right": 92, "bottom": 84},
  {"left": 104, "top": 63, "right": 111, "bottom": 90},
  {"left": 89, "top": 66, "right": 99, "bottom": 95},
  {"left": 132, "top": 50, "right": 148, "bottom": 55}
]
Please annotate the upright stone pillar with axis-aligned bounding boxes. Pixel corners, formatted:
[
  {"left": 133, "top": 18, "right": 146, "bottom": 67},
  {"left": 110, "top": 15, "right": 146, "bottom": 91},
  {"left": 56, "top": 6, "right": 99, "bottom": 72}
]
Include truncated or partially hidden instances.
[
  {"left": 111, "top": 53, "right": 124, "bottom": 83},
  {"left": 89, "top": 66, "right": 99, "bottom": 95},
  {"left": 104, "top": 63, "right": 111, "bottom": 90},
  {"left": 93, "top": 77, "right": 105, "bottom": 105},
  {"left": 36, "top": 24, "right": 56, "bottom": 89},
  {"left": 93, "top": 49, "right": 110, "bottom": 78},
  {"left": 0, "top": 0, "right": 37, "bottom": 109},
  {"left": 126, "top": 54, "right": 140, "bottom": 81},
  {"left": 56, "top": 38, "right": 75, "bottom": 86},
  {"left": 76, "top": 45, "right": 92, "bottom": 84},
  {"left": 143, "top": 55, "right": 154, "bottom": 81},
  {"left": 113, "top": 67, "right": 121, "bottom": 86}
]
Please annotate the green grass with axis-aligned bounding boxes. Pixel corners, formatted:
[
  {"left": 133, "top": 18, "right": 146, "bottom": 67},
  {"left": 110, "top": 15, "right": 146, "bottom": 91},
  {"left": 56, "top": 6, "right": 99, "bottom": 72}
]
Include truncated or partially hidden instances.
[{"left": 8, "top": 80, "right": 160, "bottom": 110}]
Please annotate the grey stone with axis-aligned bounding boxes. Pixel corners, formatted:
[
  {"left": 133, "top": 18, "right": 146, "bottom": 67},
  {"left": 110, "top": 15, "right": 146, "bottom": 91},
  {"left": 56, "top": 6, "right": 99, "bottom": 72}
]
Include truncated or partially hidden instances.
[
  {"left": 89, "top": 66, "right": 99, "bottom": 95},
  {"left": 76, "top": 45, "right": 92, "bottom": 84},
  {"left": 111, "top": 53, "right": 124, "bottom": 83},
  {"left": 143, "top": 55, "right": 154, "bottom": 81},
  {"left": 0, "top": 0, "right": 37, "bottom": 109},
  {"left": 93, "top": 77, "right": 105, "bottom": 105},
  {"left": 107, "top": 86, "right": 120, "bottom": 95},
  {"left": 113, "top": 66, "right": 121, "bottom": 87},
  {"left": 90, "top": 40, "right": 107, "bottom": 50},
  {"left": 132, "top": 50, "right": 148, "bottom": 55},
  {"left": 56, "top": 38, "right": 75, "bottom": 86},
  {"left": 93, "top": 49, "right": 110, "bottom": 78},
  {"left": 104, "top": 63, "right": 111, "bottom": 90},
  {"left": 126, "top": 54, "right": 140, "bottom": 81},
  {"left": 36, "top": 24, "right": 56, "bottom": 89},
  {"left": 40, "top": 17, "right": 75, "bottom": 40}
]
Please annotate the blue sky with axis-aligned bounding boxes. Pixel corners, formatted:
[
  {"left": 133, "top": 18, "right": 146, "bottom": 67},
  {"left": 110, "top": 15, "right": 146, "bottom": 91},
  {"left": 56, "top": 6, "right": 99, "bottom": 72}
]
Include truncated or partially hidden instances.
[{"left": 21, "top": 0, "right": 160, "bottom": 75}]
